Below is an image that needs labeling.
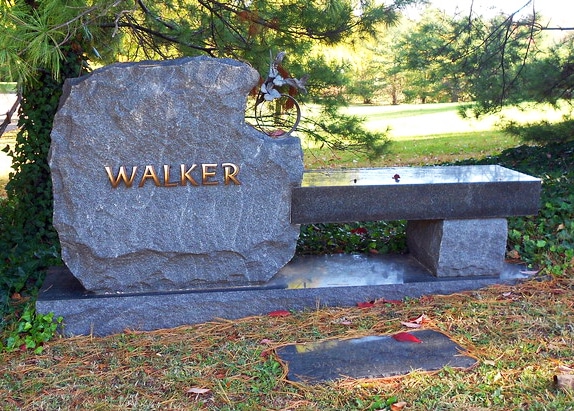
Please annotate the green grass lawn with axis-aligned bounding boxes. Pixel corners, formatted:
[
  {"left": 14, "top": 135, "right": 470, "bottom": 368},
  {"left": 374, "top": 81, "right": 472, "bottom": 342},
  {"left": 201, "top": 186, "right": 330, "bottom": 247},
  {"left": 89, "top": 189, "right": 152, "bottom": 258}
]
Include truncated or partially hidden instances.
[
  {"left": 383, "top": 130, "right": 521, "bottom": 165},
  {"left": 301, "top": 101, "right": 563, "bottom": 168},
  {"left": 342, "top": 101, "right": 570, "bottom": 131},
  {"left": 344, "top": 101, "right": 461, "bottom": 119},
  {"left": 304, "top": 130, "right": 521, "bottom": 168}
]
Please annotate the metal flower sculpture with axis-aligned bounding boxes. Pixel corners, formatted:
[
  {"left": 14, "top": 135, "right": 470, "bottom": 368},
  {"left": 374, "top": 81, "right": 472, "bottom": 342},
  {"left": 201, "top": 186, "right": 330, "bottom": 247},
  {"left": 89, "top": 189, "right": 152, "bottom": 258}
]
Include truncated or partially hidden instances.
[{"left": 254, "top": 51, "right": 308, "bottom": 137}]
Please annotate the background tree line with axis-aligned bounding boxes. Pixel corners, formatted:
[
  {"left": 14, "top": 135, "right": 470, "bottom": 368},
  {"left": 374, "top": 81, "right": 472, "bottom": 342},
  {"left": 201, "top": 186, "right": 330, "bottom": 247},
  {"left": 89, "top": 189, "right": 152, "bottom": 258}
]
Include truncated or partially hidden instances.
[{"left": 342, "top": 4, "right": 574, "bottom": 115}]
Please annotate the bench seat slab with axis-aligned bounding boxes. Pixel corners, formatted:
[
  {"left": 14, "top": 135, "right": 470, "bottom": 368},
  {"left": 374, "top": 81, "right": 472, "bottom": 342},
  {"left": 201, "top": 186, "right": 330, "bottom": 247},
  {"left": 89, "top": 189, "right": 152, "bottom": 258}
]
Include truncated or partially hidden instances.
[{"left": 291, "top": 165, "right": 541, "bottom": 224}]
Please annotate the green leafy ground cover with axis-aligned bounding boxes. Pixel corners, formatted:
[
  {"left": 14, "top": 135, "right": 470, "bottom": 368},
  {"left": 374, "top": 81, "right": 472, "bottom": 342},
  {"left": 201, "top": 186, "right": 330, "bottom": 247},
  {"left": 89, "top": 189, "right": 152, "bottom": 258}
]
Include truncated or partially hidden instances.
[{"left": 1, "top": 107, "right": 573, "bottom": 409}]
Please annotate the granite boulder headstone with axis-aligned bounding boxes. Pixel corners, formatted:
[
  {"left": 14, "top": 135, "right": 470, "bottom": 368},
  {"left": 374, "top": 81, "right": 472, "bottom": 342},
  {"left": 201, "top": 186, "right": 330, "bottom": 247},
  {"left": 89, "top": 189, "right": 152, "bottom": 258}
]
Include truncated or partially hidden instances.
[{"left": 49, "top": 56, "right": 304, "bottom": 294}]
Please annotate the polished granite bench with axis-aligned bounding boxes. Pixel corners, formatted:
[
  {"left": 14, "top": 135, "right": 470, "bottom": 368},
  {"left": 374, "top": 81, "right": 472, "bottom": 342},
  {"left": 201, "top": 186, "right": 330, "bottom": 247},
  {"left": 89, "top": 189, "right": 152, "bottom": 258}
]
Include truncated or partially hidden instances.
[{"left": 291, "top": 165, "right": 541, "bottom": 278}]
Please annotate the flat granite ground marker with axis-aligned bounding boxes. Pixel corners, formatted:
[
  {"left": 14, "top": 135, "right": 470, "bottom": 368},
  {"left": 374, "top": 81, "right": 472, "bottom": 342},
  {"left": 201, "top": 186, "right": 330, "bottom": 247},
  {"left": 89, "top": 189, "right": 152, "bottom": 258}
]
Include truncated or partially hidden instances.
[{"left": 276, "top": 330, "right": 478, "bottom": 383}]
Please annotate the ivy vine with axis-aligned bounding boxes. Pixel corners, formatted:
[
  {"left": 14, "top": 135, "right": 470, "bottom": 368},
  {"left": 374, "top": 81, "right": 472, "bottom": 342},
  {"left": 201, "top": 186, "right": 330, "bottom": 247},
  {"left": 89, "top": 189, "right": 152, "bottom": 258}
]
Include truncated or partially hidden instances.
[{"left": 1, "top": 45, "right": 88, "bottom": 320}]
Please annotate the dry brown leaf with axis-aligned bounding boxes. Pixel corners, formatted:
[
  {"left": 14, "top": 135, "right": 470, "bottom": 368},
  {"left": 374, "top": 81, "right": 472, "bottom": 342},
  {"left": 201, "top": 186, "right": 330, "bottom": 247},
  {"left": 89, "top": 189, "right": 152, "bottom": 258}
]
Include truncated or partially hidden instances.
[
  {"left": 520, "top": 269, "right": 540, "bottom": 275},
  {"left": 400, "top": 321, "right": 421, "bottom": 328},
  {"left": 401, "top": 314, "right": 429, "bottom": 328},
  {"left": 507, "top": 249, "right": 520, "bottom": 259},
  {"left": 554, "top": 374, "right": 574, "bottom": 391},
  {"left": 391, "top": 401, "right": 407, "bottom": 410},
  {"left": 332, "top": 317, "right": 353, "bottom": 325},
  {"left": 187, "top": 387, "right": 211, "bottom": 395}
]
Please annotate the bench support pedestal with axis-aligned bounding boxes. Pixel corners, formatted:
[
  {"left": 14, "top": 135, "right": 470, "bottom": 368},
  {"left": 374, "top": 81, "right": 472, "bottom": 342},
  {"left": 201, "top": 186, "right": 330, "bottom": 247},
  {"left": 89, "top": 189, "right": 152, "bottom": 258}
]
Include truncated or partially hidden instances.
[{"left": 407, "top": 218, "right": 508, "bottom": 277}]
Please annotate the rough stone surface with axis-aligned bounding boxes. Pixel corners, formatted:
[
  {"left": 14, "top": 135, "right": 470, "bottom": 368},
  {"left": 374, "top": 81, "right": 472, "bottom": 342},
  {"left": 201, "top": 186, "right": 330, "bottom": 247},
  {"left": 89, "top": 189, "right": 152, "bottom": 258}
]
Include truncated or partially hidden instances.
[
  {"left": 49, "top": 57, "right": 304, "bottom": 294},
  {"left": 407, "top": 218, "right": 508, "bottom": 277}
]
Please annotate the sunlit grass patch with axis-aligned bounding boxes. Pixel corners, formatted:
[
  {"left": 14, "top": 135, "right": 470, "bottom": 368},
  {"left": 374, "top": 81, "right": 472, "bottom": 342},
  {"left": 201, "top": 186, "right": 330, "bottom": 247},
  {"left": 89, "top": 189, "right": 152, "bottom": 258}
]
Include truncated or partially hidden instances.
[
  {"left": 343, "top": 102, "right": 462, "bottom": 120},
  {"left": 383, "top": 130, "right": 522, "bottom": 166},
  {"left": 304, "top": 130, "right": 521, "bottom": 168}
]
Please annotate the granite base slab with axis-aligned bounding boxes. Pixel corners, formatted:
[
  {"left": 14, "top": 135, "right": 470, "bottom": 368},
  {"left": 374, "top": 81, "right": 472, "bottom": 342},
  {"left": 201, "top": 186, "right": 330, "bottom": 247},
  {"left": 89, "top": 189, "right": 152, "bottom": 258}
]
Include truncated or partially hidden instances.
[
  {"left": 37, "top": 254, "right": 533, "bottom": 337},
  {"left": 276, "top": 329, "right": 477, "bottom": 382}
]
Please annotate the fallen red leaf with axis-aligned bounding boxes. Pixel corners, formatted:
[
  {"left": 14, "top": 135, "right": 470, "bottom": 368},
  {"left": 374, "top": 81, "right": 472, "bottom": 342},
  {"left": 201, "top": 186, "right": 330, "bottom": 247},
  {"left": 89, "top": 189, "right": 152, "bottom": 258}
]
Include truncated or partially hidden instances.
[
  {"left": 350, "top": 227, "right": 368, "bottom": 235},
  {"left": 357, "top": 301, "right": 375, "bottom": 308},
  {"left": 268, "top": 310, "right": 291, "bottom": 317},
  {"left": 392, "top": 332, "right": 422, "bottom": 343}
]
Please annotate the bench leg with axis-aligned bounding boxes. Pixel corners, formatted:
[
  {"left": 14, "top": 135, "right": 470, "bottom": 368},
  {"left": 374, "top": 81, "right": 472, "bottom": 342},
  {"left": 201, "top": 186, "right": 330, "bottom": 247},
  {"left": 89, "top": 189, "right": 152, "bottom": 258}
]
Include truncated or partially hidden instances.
[{"left": 406, "top": 218, "right": 508, "bottom": 277}]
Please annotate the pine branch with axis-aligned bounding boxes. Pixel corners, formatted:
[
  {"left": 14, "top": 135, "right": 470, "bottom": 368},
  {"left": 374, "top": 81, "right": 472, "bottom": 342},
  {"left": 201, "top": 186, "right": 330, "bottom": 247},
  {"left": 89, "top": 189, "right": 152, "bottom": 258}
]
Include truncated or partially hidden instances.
[{"left": 99, "top": 20, "right": 216, "bottom": 55}]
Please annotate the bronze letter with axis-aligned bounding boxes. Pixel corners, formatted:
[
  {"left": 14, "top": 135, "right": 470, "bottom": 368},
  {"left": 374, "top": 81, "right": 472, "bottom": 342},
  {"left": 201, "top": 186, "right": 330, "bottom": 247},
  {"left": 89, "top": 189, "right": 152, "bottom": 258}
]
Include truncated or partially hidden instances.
[
  {"left": 139, "top": 165, "right": 161, "bottom": 187},
  {"left": 202, "top": 163, "right": 218, "bottom": 185},
  {"left": 180, "top": 164, "right": 199, "bottom": 186},
  {"left": 163, "top": 165, "right": 178, "bottom": 187},
  {"left": 222, "top": 163, "right": 241, "bottom": 185},
  {"left": 105, "top": 166, "right": 138, "bottom": 188}
]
